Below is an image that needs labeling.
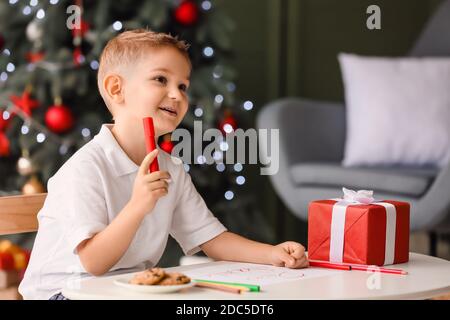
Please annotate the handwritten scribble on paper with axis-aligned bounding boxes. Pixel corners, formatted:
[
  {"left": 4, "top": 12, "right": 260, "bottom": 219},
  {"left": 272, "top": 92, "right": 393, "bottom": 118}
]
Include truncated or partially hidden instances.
[{"left": 184, "top": 262, "right": 342, "bottom": 286}]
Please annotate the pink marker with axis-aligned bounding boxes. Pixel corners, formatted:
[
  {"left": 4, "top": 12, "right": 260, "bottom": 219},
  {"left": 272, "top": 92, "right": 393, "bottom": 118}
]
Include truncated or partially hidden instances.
[{"left": 143, "top": 117, "right": 159, "bottom": 173}]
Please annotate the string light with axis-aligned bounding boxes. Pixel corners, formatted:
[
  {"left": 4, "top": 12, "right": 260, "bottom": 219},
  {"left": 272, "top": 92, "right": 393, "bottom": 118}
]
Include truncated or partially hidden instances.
[
  {"left": 6, "top": 63, "right": 15, "bottom": 72},
  {"left": 243, "top": 100, "right": 254, "bottom": 111},
  {"left": 194, "top": 107, "right": 203, "bottom": 117},
  {"left": 234, "top": 163, "right": 243, "bottom": 172},
  {"left": 214, "top": 94, "right": 224, "bottom": 104},
  {"left": 81, "top": 128, "right": 91, "bottom": 138},
  {"left": 224, "top": 190, "right": 234, "bottom": 200},
  {"left": 36, "top": 9, "right": 45, "bottom": 19},
  {"left": 30, "top": 0, "right": 39, "bottom": 7},
  {"left": 2, "top": 110, "right": 10, "bottom": 120},
  {"left": 216, "top": 163, "right": 225, "bottom": 172},
  {"left": 201, "top": 1, "right": 212, "bottom": 11},
  {"left": 21, "top": 125, "right": 29, "bottom": 135},
  {"left": 197, "top": 155, "right": 207, "bottom": 164},
  {"left": 22, "top": 6, "right": 32, "bottom": 15},
  {"left": 0, "top": 72, "right": 8, "bottom": 82},
  {"left": 203, "top": 47, "right": 214, "bottom": 57},
  {"left": 219, "top": 141, "right": 229, "bottom": 151},
  {"left": 236, "top": 176, "right": 246, "bottom": 185},
  {"left": 223, "top": 124, "right": 233, "bottom": 134},
  {"left": 112, "top": 21, "right": 123, "bottom": 31},
  {"left": 36, "top": 133, "right": 46, "bottom": 143},
  {"left": 213, "top": 151, "right": 223, "bottom": 161},
  {"left": 183, "top": 164, "right": 190, "bottom": 172},
  {"left": 59, "top": 144, "right": 68, "bottom": 155},
  {"left": 90, "top": 60, "right": 99, "bottom": 70},
  {"left": 49, "top": 0, "right": 59, "bottom": 4}
]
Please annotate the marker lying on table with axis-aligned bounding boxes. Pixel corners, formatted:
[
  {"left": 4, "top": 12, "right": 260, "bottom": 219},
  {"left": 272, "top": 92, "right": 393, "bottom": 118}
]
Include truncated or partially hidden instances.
[
  {"left": 193, "top": 279, "right": 260, "bottom": 292},
  {"left": 348, "top": 264, "right": 408, "bottom": 275},
  {"left": 194, "top": 281, "right": 249, "bottom": 294},
  {"left": 309, "top": 261, "right": 351, "bottom": 271},
  {"left": 309, "top": 260, "right": 408, "bottom": 275},
  {"left": 143, "top": 117, "right": 159, "bottom": 173}
]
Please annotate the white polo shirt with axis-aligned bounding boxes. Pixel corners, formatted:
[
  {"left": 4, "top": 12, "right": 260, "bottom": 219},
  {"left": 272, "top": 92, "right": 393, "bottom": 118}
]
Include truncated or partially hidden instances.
[{"left": 19, "top": 124, "right": 227, "bottom": 300}]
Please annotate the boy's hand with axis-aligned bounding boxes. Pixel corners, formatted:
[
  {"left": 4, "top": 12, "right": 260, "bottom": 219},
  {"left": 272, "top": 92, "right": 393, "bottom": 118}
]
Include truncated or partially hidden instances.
[
  {"left": 129, "top": 149, "right": 171, "bottom": 215},
  {"left": 269, "top": 241, "right": 309, "bottom": 269}
]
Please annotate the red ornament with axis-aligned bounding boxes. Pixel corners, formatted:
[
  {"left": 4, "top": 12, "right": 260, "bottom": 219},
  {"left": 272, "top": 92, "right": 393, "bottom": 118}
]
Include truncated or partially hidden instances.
[
  {"left": 10, "top": 90, "right": 40, "bottom": 117},
  {"left": 0, "top": 252, "right": 15, "bottom": 270},
  {"left": 0, "top": 132, "right": 10, "bottom": 157},
  {"left": 45, "top": 104, "right": 74, "bottom": 134},
  {"left": 174, "top": 1, "right": 199, "bottom": 26},
  {"left": 73, "top": 47, "right": 84, "bottom": 66},
  {"left": 219, "top": 111, "right": 238, "bottom": 135},
  {"left": 26, "top": 51, "right": 45, "bottom": 64},
  {"left": 71, "top": 20, "right": 90, "bottom": 38},
  {"left": 160, "top": 137, "right": 174, "bottom": 154}
]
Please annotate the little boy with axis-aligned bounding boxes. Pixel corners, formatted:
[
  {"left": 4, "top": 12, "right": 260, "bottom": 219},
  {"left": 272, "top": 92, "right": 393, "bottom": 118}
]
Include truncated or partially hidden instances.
[{"left": 19, "top": 29, "right": 308, "bottom": 300}]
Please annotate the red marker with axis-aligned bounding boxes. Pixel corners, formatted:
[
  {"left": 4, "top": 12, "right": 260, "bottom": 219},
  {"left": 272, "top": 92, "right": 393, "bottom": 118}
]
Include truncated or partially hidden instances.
[
  {"left": 349, "top": 264, "right": 408, "bottom": 275},
  {"left": 143, "top": 117, "right": 159, "bottom": 173},
  {"left": 309, "top": 261, "right": 352, "bottom": 271},
  {"left": 309, "top": 260, "right": 408, "bottom": 275}
]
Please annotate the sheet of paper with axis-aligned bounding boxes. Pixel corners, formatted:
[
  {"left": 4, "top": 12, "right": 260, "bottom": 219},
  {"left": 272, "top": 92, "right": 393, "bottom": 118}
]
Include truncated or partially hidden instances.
[{"left": 183, "top": 262, "right": 343, "bottom": 286}]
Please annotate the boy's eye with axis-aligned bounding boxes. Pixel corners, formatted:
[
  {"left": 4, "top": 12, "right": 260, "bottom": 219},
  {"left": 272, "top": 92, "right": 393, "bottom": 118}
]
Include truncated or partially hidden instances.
[
  {"left": 179, "top": 84, "right": 188, "bottom": 92},
  {"left": 154, "top": 76, "right": 167, "bottom": 84}
]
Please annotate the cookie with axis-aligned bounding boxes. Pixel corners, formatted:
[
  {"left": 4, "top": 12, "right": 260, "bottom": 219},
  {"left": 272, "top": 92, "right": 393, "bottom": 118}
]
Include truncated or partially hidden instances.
[
  {"left": 158, "top": 272, "right": 191, "bottom": 286},
  {"left": 129, "top": 267, "right": 166, "bottom": 285}
]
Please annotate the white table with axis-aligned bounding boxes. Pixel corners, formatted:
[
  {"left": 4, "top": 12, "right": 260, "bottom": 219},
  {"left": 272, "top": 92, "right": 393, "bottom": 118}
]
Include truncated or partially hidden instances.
[{"left": 62, "top": 253, "right": 450, "bottom": 300}]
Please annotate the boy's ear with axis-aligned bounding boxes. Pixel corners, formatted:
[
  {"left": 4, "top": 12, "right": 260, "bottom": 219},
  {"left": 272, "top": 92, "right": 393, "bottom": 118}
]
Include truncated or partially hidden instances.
[{"left": 103, "top": 74, "right": 125, "bottom": 104}]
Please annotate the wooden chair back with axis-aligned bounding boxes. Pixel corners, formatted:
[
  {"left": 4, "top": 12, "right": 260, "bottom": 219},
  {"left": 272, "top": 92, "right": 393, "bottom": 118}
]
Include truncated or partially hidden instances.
[{"left": 0, "top": 193, "right": 46, "bottom": 235}]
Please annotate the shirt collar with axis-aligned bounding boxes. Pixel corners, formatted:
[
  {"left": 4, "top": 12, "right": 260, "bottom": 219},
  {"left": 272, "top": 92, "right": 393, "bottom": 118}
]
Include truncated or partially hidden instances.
[{"left": 93, "top": 124, "right": 139, "bottom": 177}]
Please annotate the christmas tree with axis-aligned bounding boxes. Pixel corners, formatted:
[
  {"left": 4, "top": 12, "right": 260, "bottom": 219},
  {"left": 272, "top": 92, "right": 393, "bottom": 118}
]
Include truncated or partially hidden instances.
[{"left": 0, "top": 0, "right": 273, "bottom": 260}]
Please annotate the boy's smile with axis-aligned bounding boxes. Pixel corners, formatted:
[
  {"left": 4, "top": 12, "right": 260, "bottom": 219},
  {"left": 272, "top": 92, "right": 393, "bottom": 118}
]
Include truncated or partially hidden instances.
[{"left": 120, "top": 46, "right": 191, "bottom": 137}]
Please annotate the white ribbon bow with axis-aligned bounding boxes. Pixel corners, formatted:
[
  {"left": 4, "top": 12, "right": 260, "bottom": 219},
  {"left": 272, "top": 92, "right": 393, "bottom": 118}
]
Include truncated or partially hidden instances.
[
  {"left": 329, "top": 188, "right": 396, "bottom": 265},
  {"left": 342, "top": 187, "right": 375, "bottom": 204}
]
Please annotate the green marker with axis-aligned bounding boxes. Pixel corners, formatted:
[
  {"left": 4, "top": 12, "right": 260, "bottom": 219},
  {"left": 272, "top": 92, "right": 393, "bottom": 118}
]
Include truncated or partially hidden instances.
[{"left": 193, "top": 279, "right": 260, "bottom": 292}]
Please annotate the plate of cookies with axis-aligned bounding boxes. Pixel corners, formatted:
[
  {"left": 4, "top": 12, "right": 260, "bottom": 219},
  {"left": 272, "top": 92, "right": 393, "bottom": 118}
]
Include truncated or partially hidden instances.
[{"left": 113, "top": 268, "right": 195, "bottom": 293}]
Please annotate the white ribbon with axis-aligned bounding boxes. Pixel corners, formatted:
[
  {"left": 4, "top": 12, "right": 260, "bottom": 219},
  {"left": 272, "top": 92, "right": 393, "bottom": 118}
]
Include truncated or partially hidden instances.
[{"left": 329, "top": 188, "right": 397, "bottom": 265}]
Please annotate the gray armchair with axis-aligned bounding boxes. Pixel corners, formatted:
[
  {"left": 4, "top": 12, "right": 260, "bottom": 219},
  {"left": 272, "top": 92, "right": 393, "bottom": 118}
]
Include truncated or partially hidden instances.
[{"left": 257, "top": 0, "right": 450, "bottom": 254}]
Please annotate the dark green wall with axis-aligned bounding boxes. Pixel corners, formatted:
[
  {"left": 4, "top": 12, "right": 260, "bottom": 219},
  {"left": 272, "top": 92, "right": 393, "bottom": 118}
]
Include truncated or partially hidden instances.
[
  {"left": 221, "top": 0, "right": 443, "bottom": 244},
  {"left": 224, "top": 0, "right": 442, "bottom": 104},
  {"left": 288, "top": 0, "right": 442, "bottom": 101}
]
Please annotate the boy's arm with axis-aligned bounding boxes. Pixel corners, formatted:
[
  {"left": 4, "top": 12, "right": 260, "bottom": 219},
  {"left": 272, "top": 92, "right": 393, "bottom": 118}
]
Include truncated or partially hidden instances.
[
  {"left": 200, "top": 231, "right": 309, "bottom": 269},
  {"left": 76, "top": 201, "right": 147, "bottom": 276},
  {"left": 77, "top": 150, "right": 170, "bottom": 276}
]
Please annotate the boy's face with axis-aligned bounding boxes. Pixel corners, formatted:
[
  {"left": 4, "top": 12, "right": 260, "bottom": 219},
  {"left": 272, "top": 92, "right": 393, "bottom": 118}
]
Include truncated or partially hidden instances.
[{"left": 121, "top": 46, "right": 191, "bottom": 137}]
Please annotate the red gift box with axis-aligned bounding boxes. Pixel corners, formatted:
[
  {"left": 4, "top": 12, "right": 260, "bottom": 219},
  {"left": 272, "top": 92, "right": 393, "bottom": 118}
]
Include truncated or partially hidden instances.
[{"left": 308, "top": 198, "right": 410, "bottom": 266}]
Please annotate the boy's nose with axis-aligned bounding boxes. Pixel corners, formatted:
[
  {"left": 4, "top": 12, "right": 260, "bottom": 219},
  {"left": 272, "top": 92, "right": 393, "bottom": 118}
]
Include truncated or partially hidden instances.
[{"left": 168, "top": 87, "right": 183, "bottom": 101}]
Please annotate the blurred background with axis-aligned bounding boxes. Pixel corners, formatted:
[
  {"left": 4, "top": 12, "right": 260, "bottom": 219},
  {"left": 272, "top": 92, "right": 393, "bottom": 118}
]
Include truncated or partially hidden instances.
[{"left": 0, "top": 0, "right": 449, "bottom": 275}]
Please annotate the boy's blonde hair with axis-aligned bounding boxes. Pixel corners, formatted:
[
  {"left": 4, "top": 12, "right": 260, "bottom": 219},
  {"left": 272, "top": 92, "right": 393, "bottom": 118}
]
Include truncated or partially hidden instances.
[{"left": 97, "top": 29, "right": 191, "bottom": 116}]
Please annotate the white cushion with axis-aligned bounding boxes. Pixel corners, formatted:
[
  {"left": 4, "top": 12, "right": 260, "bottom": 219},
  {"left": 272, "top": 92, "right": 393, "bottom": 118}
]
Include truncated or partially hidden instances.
[{"left": 339, "top": 53, "right": 450, "bottom": 168}]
